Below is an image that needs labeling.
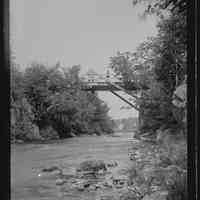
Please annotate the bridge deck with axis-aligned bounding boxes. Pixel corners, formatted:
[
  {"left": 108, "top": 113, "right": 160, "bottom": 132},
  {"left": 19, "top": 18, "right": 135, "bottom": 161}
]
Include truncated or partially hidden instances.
[{"left": 82, "top": 81, "right": 148, "bottom": 91}]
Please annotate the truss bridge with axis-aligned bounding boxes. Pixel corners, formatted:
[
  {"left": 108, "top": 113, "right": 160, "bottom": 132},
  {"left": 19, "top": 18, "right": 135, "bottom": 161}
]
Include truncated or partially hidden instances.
[{"left": 81, "top": 71, "right": 149, "bottom": 111}]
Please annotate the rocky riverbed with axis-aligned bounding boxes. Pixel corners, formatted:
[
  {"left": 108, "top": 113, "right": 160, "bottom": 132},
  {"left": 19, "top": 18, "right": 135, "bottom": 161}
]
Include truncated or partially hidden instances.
[
  {"left": 11, "top": 132, "right": 187, "bottom": 200},
  {"left": 11, "top": 132, "right": 134, "bottom": 200}
]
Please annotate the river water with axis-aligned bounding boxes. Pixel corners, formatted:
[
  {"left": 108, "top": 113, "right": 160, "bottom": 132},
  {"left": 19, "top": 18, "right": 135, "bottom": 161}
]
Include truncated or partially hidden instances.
[{"left": 11, "top": 132, "right": 135, "bottom": 200}]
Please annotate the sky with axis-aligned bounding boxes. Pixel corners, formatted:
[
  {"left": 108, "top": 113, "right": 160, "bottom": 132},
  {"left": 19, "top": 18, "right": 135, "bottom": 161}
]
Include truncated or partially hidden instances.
[{"left": 10, "top": 0, "right": 158, "bottom": 119}]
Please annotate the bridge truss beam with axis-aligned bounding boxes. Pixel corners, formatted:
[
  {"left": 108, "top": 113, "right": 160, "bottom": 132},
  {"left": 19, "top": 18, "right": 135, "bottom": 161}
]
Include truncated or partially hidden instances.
[
  {"left": 110, "top": 90, "right": 139, "bottom": 111},
  {"left": 81, "top": 72, "right": 148, "bottom": 111}
]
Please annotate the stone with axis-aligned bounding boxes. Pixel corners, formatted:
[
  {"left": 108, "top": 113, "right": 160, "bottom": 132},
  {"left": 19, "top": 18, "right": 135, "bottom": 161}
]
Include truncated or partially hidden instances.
[
  {"left": 94, "top": 183, "right": 102, "bottom": 189},
  {"left": 98, "top": 169, "right": 106, "bottom": 175},
  {"left": 88, "top": 185, "right": 96, "bottom": 191},
  {"left": 150, "top": 185, "right": 162, "bottom": 192},
  {"left": 77, "top": 160, "right": 107, "bottom": 173},
  {"left": 134, "top": 151, "right": 143, "bottom": 159},
  {"left": 69, "top": 132, "right": 76, "bottom": 137},
  {"left": 172, "top": 82, "right": 187, "bottom": 108},
  {"left": 76, "top": 185, "right": 85, "bottom": 191},
  {"left": 103, "top": 180, "right": 113, "bottom": 188},
  {"left": 141, "top": 191, "right": 168, "bottom": 200},
  {"left": 55, "top": 178, "right": 66, "bottom": 185},
  {"left": 61, "top": 168, "right": 76, "bottom": 178},
  {"left": 83, "top": 180, "right": 91, "bottom": 188},
  {"left": 129, "top": 153, "right": 136, "bottom": 161},
  {"left": 70, "top": 179, "right": 77, "bottom": 184},
  {"left": 172, "top": 81, "right": 187, "bottom": 129},
  {"left": 77, "top": 170, "right": 97, "bottom": 179},
  {"left": 72, "top": 179, "right": 94, "bottom": 191},
  {"left": 115, "top": 184, "right": 124, "bottom": 189},
  {"left": 73, "top": 180, "right": 86, "bottom": 191},
  {"left": 104, "top": 183, "right": 113, "bottom": 189},
  {"left": 112, "top": 174, "right": 128, "bottom": 187},
  {"left": 42, "top": 166, "right": 61, "bottom": 173},
  {"left": 107, "top": 161, "right": 118, "bottom": 168}
]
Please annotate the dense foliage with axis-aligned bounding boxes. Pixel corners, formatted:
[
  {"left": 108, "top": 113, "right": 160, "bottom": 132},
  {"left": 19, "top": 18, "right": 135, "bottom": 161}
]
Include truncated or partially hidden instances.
[
  {"left": 114, "top": 2, "right": 187, "bottom": 199},
  {"left": 11, "top": 63, "right": 114, "bottom": 141},
  {"left": 109, "top": 3, "right": 186, "bottom": 133},
  {"left": 132, "top": 0, "right": 186, "bottom": 17}
]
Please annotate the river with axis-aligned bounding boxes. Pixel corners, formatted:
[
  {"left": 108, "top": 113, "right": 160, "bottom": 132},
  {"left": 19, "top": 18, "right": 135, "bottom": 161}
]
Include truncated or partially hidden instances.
[{"left": 11, "top": 132, "right": 135, "bottom": 200}]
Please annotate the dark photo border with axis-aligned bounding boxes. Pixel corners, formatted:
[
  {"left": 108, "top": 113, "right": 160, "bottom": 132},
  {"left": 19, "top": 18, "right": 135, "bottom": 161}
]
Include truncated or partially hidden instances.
[
  {"left": 1, "top": 0, "right": 198, "bottom": 199},
  {"left": 1, "top": 0, "right": 10, "bottom": 200},
  {"left": 187, "top": 0, "right": 197, "bottom": 199}
]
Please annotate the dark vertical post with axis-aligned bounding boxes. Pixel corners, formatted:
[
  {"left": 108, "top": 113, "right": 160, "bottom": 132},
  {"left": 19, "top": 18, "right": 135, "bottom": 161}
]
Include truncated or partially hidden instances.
[
  {"left": 1, "top": 0, "right": 10, "bottom": 199},
  {"left": 188, "top": 0, "right": 196, "bottom": 199}
]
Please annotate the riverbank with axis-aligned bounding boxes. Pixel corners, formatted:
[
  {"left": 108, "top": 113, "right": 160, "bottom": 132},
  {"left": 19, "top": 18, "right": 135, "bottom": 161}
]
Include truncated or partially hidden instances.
[
  {"left": 11, "top": 132, "right": 131, "bottom": 145},
  {"left": 11, "top": 131, "right": 187, "bottom": 200}
]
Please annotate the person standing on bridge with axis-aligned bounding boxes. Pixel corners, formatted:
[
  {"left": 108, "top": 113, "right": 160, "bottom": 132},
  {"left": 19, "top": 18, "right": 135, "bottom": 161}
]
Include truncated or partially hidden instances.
[{"left": 106, "top": 70, "right": 110, "bottom": 82}]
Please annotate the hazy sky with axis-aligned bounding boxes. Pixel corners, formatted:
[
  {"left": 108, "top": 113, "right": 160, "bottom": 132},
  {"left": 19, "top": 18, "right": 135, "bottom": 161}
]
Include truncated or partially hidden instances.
[{"left": 10, "top": 0, "right": 158, "bottom": 119}]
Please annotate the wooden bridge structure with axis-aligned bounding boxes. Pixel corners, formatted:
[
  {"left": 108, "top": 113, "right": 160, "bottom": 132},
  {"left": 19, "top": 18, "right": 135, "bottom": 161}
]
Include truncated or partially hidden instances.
[{"left": 81, "top": 71, "right": 149, "bottom": 111}]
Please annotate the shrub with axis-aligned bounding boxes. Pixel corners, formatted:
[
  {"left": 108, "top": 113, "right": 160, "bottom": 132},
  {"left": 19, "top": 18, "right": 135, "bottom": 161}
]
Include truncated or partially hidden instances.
[
  {"left": 158, "top": 133, "right": 187, "bottom": 169},
  {"left": 166, "top": 172, "right": 187, "bottom": 200}
]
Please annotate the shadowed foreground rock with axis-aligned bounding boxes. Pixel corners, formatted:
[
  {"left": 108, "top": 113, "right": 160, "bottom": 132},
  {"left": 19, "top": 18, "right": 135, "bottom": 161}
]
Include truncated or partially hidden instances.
[{"left": 76, "top": 160, "right": 107, "bottom": 175}]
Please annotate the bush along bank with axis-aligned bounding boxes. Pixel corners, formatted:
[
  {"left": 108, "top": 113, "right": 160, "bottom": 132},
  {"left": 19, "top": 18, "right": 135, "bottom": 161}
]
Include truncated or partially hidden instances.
[{"left": 108, "top": 2, "right": 187, "bottom": 197}]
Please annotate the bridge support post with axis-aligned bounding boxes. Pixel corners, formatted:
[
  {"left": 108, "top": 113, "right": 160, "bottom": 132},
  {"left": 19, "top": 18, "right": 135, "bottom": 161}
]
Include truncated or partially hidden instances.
[
  {"left": 138, "top": 91, "right": 146, "bottom": 133},
  {"left": 138, "top": 108, "right": 144, "bottom": 131}
]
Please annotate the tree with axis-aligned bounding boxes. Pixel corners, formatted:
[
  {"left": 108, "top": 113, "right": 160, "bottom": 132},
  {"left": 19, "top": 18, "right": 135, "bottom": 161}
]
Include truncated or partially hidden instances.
[
  {"left": 11, "top": 63, "right": 25, "bottom": 101},
  {"left": 10, "top": 63, "right": 42, "bottom": 141},
  {"left": 132, "top": 0, "right": 186, "bottom": 17},
  {"left": 109, "top": 2, "right": 187, "bottom": 133},
  {"left": 22, "top": 63, "right": 114, "bottom": 139},
  {"left": 23, "top": 63, "right": 53, "bottom": 128}
]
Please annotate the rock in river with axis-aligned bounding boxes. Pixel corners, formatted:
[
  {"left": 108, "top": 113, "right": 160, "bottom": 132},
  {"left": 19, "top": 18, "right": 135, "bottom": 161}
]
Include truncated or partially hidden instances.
[
  {"left": 55, "top": 178, "right": 66, "bottom": 185},
  {"left": 77, "top": 160, "right": 107, "bottom": 173},
  {"left": 42, "top": 166, "right": 61, "bottom": 173}
]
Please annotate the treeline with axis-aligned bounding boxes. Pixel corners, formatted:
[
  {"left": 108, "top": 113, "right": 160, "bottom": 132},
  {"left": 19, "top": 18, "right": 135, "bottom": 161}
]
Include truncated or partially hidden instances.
[
  {"left": 11, "top": 63, "right": 114, "bottom": 142},
  {"left": 110, "top": 1, "right": 187, "bottom": 135}
]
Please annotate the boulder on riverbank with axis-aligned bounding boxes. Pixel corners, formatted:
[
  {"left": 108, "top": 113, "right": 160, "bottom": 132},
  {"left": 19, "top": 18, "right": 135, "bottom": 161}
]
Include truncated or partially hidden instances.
[{"left": 76, "top": 160, "right": 107, "bottom": 174}]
